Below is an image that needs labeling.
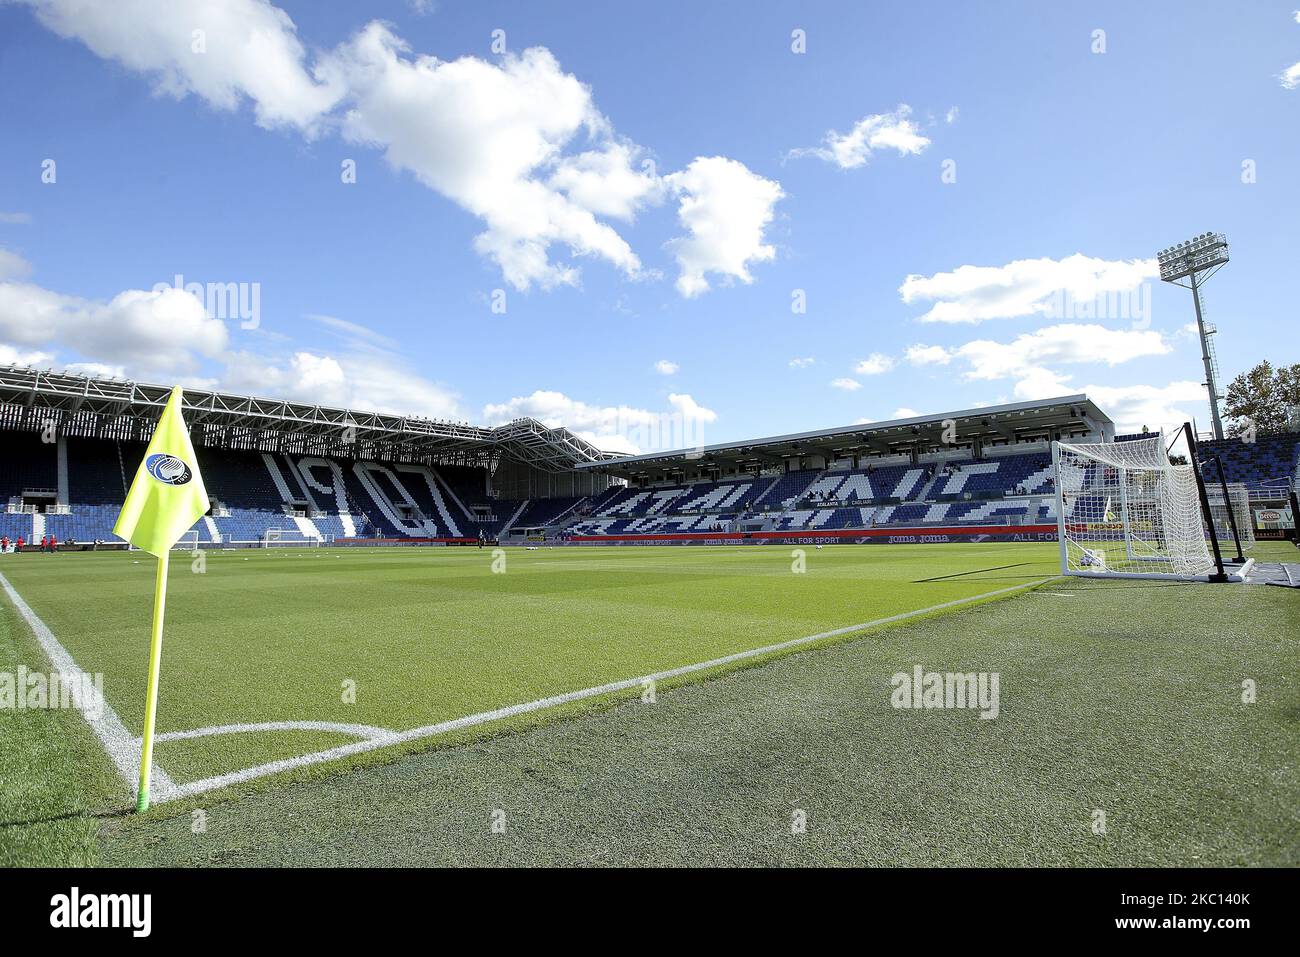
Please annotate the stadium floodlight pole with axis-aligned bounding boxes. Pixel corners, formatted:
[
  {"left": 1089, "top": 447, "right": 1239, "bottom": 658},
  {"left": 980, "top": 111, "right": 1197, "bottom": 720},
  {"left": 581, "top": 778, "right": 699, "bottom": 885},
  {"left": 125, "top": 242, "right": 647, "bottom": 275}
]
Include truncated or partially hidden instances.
[
  {"left": 1212, "top": 454, "right": 1245, "bottom": 564},
  {"left": 1157, "top": 234, "right": 1230, "bottom": 441},
  {"left": 1182, "top": 422, "right": 1228, "bottom": 583}
]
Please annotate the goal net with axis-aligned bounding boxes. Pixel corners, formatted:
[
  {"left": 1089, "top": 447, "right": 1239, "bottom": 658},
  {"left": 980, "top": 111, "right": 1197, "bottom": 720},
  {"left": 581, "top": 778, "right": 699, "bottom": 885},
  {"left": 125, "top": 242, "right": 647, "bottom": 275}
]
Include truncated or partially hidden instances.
[
  {"left": 1205, "top": 481, "right": 1254, "bottom": 552},
  {"left": 262, "top": 528, "right": 322, "bottom": 548},
  {"left": 130, "top": 530, "right": 200, "bottom": 552},
  {"left": 1053, "top": 435, "right": 1216, "bottom": 580}
]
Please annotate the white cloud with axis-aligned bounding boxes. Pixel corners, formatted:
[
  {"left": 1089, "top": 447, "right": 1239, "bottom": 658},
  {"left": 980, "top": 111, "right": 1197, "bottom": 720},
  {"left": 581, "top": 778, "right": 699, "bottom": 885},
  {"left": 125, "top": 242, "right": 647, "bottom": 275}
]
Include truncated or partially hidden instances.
[
  {"left": 905, "top": 344, "right": 953, "bottom": 366},
  {"left": 664, "top": 392, "right": 717, "bottom": 423},
  {"left": 586, "top": 433, "right": 641, "bottom": 456},
  {"left": 0, "top": 343, "right": 54, "bottom": 367},
  {"left": 0, "top": 274, "right": 460, "bottom": 418},
  {"left": 1285, "top": 12, "right": 1300, "bottom": 87},
  {"left": 481, "top": 390, "right": 717, "bottom": 453},
  {"left": 854, "top": 353, "right": 895, "bottom": 375},
  {"left": 900, "top": 253, "right": 1157, "bottom": 323},
  {"left": 945, "top": 106, "right": 959, "bottom": 125},
  {"left": 953, "top": 324, "right": 1170, "bottom": 382},
  {"left": 790, "top": 105, "right": 931, "bottom": 169},
  {"left": 0, "top": 212, "right": 33, "bottom": 225},
  {"left": 653, "top": 359, "right": 679, "bottom": 375},
  {"left": 222, "top": 348, "right": 460, "bottom": 417},
  {"left": 20, "top": 0, "right": 342, "bottom": 133},
  {"left": 830, "top": 377, "right": 862, "bottom": 391},
  {"left": 305, "top": 313, "right": 398, "bottom": 350},
  {"left": 21, "top": 3, "right": 780, "bottom": 297},
  {"left": 663, "top": 156, "right": 783, "bottom": 297},
  {"left": 893, "top": 407, "right": 921, "bottom": 418},
  {"left": 789, "top": 356, "right": 815, "bottom": 368},
  {"left": 1009, "top": 366, "right": 1073, "bottom": 400},
  {"left": 907, "top": 323, "right": 1171, "bottom": 402},
  {"left": 0, "top": 249, "right": 32, "bottom": 280},
  {"left": 1082, "top": 381, "right": 1207, "bottom": 434},
  {"left": 549, "top": 141, "right": 664, "bottom": 221},
  {"left": 319, "top": 28, "right": 645, "bottom": 291},
  {"left": 0, "top": 280, "right": 228, "bottom": 376}
]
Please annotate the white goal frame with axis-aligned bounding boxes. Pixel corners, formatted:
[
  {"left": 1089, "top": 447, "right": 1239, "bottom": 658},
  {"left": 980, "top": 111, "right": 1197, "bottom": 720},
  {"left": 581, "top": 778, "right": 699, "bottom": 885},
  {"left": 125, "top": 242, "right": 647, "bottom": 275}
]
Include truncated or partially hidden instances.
[
  {"left": 262, "top": 528, "right": 323, "bottom": 548},
  {"left": 130, "top": 530, "right": 201, "bottom": 552},
  {"left": 1052, "top": 434, "right": 1246, "bottom": 581}
]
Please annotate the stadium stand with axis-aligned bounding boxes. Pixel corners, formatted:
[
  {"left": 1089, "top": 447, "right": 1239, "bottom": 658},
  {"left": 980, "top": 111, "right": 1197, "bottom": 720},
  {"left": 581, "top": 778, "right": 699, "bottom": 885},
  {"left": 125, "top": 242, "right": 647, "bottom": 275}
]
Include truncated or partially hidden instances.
[
  {"left": 0, "top": 437, "right": 1078, "bottom": 546},
  {"left": 555, "top": 450, "right": 1067, "bottom": 537},
  {"left": 0, "top": 434, "right": 486, "bottom": 547},
  {"left": 12, "top": 431, "right": 1291, "bottom": 546},
  {"left": 1198, "top": 432, "right": 1300, "bottom": 489},
  {"left": 5, "top": 368, "right": 1292, "bottom": 549},
  {"left": 504, "top": 496, "right": 586, "bottom": 533}
]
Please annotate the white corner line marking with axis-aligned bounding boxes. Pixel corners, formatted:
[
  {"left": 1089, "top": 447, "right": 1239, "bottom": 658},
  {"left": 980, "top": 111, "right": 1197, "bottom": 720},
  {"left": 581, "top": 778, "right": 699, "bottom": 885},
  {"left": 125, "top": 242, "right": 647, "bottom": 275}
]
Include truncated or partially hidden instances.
[
  {"left": 163, "top": 577, "right": 1053, "bottom": 803},
  {"left": 150, "top": 720, "right": 399, "bottom": 745},
  {"left": 0, "top": 571, "right": 178, "bottom": 801}
]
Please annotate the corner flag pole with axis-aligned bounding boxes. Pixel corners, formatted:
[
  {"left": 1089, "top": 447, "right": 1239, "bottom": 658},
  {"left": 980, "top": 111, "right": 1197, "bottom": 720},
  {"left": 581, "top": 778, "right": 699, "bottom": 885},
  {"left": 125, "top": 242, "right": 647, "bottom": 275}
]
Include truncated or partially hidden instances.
[
  {"left": 136, "top": 550, "right": 170, "bottom": 812},
  {"left": 113, "top": 385, "right": 209, "bottom": 813}
]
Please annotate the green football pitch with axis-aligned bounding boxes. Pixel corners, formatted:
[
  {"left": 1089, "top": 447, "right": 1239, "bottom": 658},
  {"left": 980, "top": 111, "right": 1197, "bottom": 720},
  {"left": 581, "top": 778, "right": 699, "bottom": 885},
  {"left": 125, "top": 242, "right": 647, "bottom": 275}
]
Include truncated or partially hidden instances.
[
  {"left": 1, "top": 543, "right": 1058, "bottom": 793},
  {"left": 2, "top": 541, "right": 1297, "bottom": 866}
]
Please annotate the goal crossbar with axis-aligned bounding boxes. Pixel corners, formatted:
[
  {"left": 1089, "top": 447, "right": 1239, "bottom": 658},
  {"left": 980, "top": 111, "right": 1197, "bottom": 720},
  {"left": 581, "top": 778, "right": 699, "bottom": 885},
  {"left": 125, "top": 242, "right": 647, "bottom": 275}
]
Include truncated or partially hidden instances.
[{"left": 262, "top": 528, "right": 324, "bottom": 547}]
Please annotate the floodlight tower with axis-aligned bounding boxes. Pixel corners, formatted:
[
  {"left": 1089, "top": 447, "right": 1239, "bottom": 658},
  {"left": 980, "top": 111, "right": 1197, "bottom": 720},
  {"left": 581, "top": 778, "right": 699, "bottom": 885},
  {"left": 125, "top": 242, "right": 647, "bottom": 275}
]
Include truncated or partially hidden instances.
[{"left": 1157, "top": 233, "right": 1230, "bottom": 440}]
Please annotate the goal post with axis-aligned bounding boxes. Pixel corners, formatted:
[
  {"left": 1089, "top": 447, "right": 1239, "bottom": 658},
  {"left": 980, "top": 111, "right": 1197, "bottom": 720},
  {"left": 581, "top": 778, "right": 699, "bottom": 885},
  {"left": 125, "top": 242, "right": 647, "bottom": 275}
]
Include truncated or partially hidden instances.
[
  {"left": 1202, "top": 458, "right": 1254, "bottom": 558},
  {"left": 1053, "top": 432, "right": 1227, "bottom": 581},
  {"left": 262, "top": 528, "right": 322, "bottom": 548},
  {"left": 130, "top": 529, "right": 200, "bottom": 552}
]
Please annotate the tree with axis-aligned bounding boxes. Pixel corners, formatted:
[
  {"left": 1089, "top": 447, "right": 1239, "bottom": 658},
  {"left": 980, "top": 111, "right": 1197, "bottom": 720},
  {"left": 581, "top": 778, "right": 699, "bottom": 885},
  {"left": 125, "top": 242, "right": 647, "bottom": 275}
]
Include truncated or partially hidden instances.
[{"left": 1224, "top": 361, "right": 1300, "bottom": 437}]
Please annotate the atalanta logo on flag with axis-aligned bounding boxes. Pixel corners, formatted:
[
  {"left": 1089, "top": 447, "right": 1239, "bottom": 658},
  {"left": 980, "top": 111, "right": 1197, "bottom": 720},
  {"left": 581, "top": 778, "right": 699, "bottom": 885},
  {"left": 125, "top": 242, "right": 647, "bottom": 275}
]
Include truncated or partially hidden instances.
[{"left": 145, "top": 453, "right": 193, "bottom": 486}]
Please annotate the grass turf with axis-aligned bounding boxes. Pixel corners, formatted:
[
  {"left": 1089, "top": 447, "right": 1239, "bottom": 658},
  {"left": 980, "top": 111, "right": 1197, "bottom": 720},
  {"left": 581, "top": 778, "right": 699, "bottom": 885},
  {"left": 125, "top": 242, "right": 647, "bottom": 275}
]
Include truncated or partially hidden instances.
[
  {"left": 99, "top": 566, "right": 1300, "bottom": 867},
  {"left": 0, "top": 595, "right": 121, "bottom": 866},
  {"left": 0, "top": 543, "right": 1058, "bottom": 793},
  {"left": 1, "top": 540, "right": 1296, "bottom": 865}
]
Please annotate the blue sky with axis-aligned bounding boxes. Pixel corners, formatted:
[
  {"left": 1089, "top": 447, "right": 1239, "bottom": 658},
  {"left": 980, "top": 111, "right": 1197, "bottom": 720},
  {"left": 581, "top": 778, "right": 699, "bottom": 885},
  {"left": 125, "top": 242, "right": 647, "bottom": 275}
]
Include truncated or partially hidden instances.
[{"left": 1, "top": 0, "right": 1297, "bottom": 451}]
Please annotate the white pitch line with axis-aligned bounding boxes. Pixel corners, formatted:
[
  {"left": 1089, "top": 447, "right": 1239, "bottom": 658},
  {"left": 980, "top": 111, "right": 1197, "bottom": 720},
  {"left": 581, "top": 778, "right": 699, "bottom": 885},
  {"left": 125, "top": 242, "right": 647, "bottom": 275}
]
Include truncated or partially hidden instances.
[
  {"left": 151, "top": 720, "right": 398, "bottom": 745},
  {"left": 0, "top": 570, "right": 177, "bottom": 801},
  {"left": 162, "top": 577, "right": 1053, "bottom": 804}
]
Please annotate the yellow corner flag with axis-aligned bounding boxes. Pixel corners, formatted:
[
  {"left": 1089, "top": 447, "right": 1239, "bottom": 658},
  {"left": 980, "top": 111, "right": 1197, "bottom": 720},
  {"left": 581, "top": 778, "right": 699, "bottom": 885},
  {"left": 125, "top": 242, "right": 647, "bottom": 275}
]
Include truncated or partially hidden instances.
[{"left": 114, "top": 386, "right": 209, "bottom": 812}]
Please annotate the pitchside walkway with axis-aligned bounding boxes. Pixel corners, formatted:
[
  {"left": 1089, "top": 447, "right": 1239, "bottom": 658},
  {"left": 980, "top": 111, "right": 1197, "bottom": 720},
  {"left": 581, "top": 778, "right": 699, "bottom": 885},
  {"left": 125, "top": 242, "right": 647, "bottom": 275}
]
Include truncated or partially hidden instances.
[{"left": 1247, "top": 562, "right": 1300, "bottom": 588}]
